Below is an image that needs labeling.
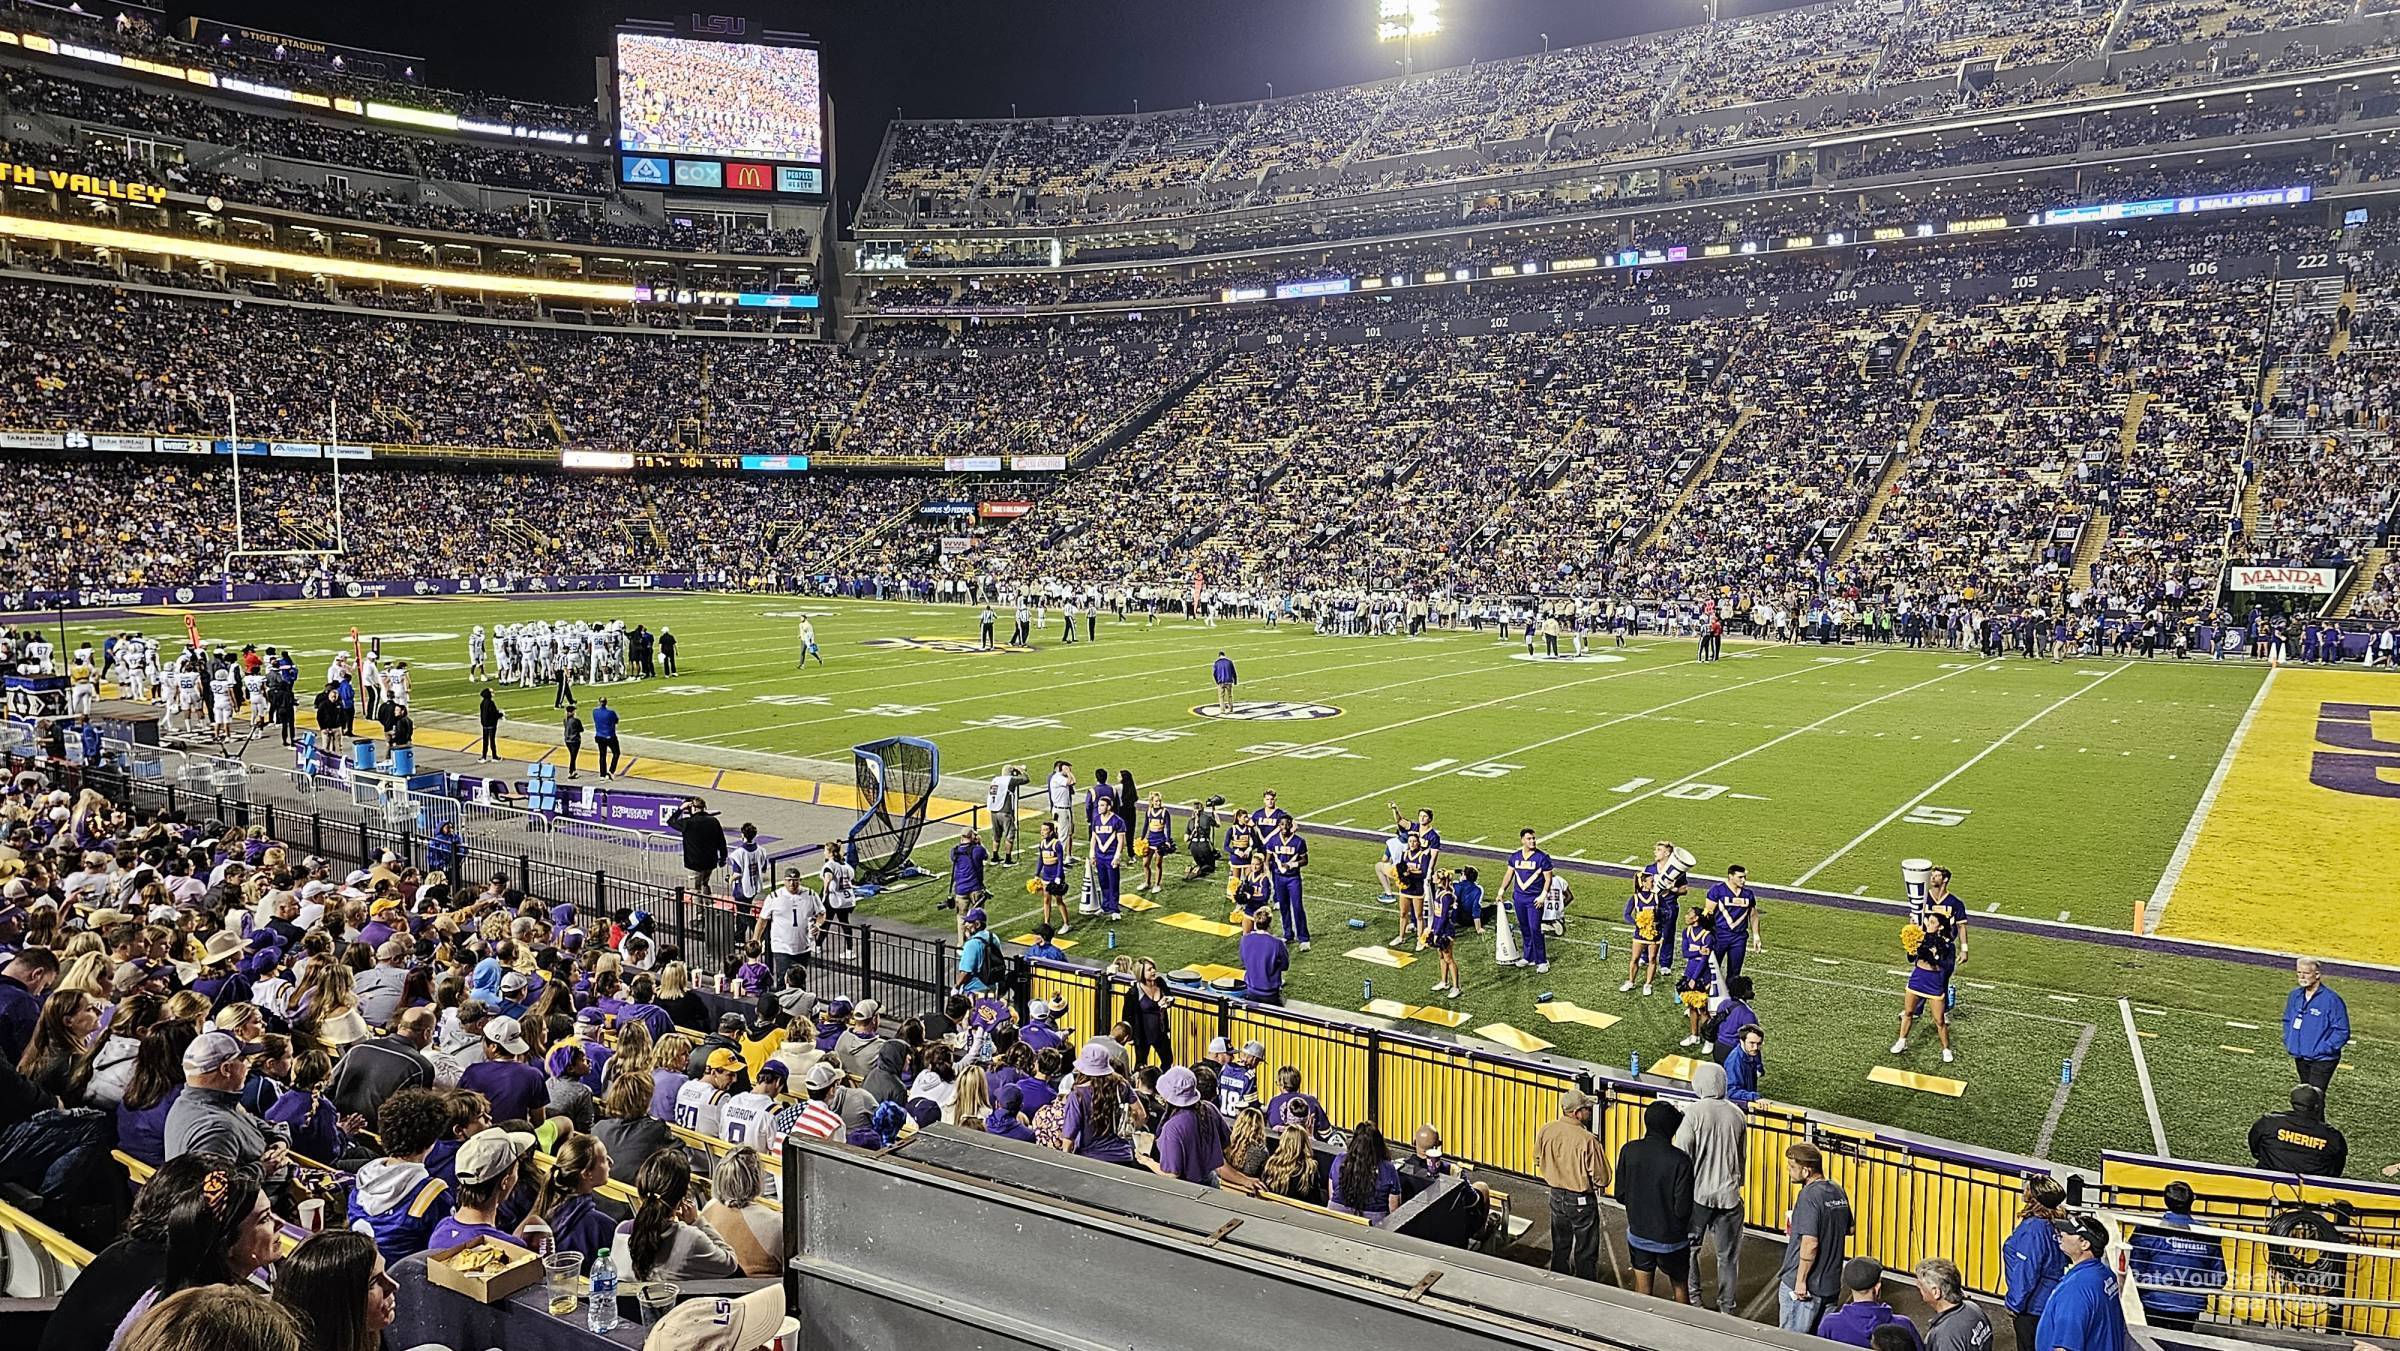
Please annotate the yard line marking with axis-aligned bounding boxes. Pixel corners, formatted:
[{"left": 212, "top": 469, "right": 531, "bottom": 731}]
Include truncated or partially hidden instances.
[
  {"left": 2047, "top": 994, "right": 2079, "bottom": 1004},
  {"left": 2057, "top": 910, "right": 2073, "bottom": 922},
  {"left": 1620, "top": 855, "right": 1639, "bottom": 865},
  {"left": 966, "top": 644, "right": 1697, "bottom": 778},
  {"left": 2223, "top": 1020, "right": 2260, "bottom": 1030},
  {"left": 2033, "top": 1021, "right": 2097, "bottom": 1158},
  {"left": 2136, "top": 1007, "right": 2168, "bottom": 1017},
  {"left": 1298, "top": 656, "right": 1837, "bottom": 818},
  {"left": 1965, "top": 981, "right": 1995, "bottom": 990},
  {"left": 1812, "top": 957, "right": 1841, "bottom": 966},
  {"left": 2120, "top": 998, "right": 2169, "bottom": 1156},
  {"left": 1794, "top": 665, "right": 2128, "bottom": 886},
  {"left": 766, "top": 640, "right": 1427, "bottom": 754},
  {"left": 2219, "top": 1045, "right": 2256, "bottom": 1055},
  {"left": 1550, "top": 658, "right": 1993, "bottom": 838},
  {"left": 1853, "top": 886, "right": 1869, "bottom": 895},
  {"left": 1982, "top": 903, "right": 2000, "bottom": 913},
  {"left": 2142, "top": 666, "right": 2274, "bottom": 935}
]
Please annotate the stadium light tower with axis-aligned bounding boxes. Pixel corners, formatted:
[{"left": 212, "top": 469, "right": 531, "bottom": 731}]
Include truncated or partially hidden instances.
[{"left": 1377, "top": 0, "right": 1439, "bottom": 74}]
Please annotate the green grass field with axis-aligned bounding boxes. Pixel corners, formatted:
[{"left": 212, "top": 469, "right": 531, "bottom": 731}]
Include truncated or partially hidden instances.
[{"left": 95, "top": 594, "right": 2393, "bottom": 1171}]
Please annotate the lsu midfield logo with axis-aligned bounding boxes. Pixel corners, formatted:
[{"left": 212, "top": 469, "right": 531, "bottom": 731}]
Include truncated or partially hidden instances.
[
  {"left": 862, "top": 637, "right": 1028, "bottom": 655},
  {"left": 2311, "top": 702, "right": 2400, "bottom": 799},
  {"left": 1192, "top": 701, "right": 1343, "bottom": 721}
]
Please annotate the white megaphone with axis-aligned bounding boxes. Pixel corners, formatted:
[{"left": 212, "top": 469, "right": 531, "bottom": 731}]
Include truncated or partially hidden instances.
[
  {"left": 1660, "top": 846, "right": 1696, "bottom": 893},
  {"left": 1902, "top": 859, "right": 1934, "bottom": 909}
]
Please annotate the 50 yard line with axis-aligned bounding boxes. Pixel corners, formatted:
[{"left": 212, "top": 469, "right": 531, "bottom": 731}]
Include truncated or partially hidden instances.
[{"left": 1792, "top": 664, "right": 2128, "bottom": 886}]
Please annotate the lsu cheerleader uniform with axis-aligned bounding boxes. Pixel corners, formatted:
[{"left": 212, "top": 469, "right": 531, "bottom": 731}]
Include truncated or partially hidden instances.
[
  {"left": 1091, "top": 816, "right": 1125, "bottom": 919},
  {"left": 1141, "top": 804, "right": 1172, "bottom": 893}
]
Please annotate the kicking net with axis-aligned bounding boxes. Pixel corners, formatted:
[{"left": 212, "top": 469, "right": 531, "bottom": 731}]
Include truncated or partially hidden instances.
[{"left": 847, "top": 736, "right": 939, "bottom": 883}]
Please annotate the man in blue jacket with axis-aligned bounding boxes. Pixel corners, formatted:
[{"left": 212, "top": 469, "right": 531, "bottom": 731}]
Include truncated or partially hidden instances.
[
  {"left": 1724, "top": 1025, "right": 1763, "bottom": 1105},
  {"left": 1211, "top": 651, "right": 1236, "bottom": 713},
  {"left": 2127, "top": 1181, "right": 2225, "bottom": 1332},
  {"left": 2035, "top": 1214, "right": 2128, "bottom": 1351},
  {"left": 591, "top": 698, "right": 623, "bottom": 779},
  {"left": 2283, "top": 957, "right": 2350, "bottom": 1098}
]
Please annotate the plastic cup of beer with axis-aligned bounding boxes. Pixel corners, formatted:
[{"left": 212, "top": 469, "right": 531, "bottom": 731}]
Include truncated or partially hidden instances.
[
  {"left": 542, "top": 1251, "right": 585, "bottom": 1317},
  {"left": 637, "top": 1281, "right": 680, "bottom": 1324}
]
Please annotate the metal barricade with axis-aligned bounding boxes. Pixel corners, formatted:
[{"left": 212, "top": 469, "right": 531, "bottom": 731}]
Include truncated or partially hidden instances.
[{"left": 2094, "top": 1206, "right": 2400, "bottom": 1339}]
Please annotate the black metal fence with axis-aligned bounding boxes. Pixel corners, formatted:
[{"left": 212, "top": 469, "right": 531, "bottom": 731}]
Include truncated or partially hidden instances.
[{"left": 72, "top": 760, "right": 959, "bottom": 1017}]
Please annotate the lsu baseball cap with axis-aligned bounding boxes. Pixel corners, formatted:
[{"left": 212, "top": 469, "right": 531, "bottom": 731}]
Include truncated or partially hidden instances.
[
  {"left": 705, "top": 1048, "right": 745, "bottom": 1073},
  {"left": 483, "top": 1015, "right": 530, "bottom": 1056},
  {"left": 643, "top": 1284, "right": 787, "bottom": 1351}
]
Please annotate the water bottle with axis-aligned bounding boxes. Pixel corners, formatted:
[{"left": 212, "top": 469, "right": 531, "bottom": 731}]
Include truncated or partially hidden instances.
[
  {"left": 2059, "top": 1058, "right": 2075, "bottom": 1087},
  {"left": 1629, "top": 1051, "right": 1642, "bottom": 1077},
  {"left": 1106, "top": 928, "right": 1117, "bottom": 950},
  {"left": 1363, "top": 978, "right": 1373, "bottom": 1003},
  {"left": 1597, "top": 936, "right": 1609, "bottom": 963},
  {"left": 587, "top": 1247, "right": 619, "bottom": 1333}
]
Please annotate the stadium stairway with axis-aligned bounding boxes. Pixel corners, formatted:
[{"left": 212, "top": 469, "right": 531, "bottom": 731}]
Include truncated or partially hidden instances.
[
  {"left": 2331, "top": 546, "right": 2387, "bottom": 616},
  {"left": 1892, "top": 309, "right": 1933, "bottom": 373},
  {"left": 1832, "top": 398, "right": 1938, "bottom": 566},
  {"left": 2069, "top": 511, "right": 2111, "bottom": 590},
  {"left": 2116, "top": 389, "right": 2150, "bottom": 464},
  {"left": 1634, "top": 403, "right": 1753, "bottom": 551}
]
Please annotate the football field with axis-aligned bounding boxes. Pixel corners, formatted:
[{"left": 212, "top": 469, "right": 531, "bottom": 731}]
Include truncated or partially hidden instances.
[{"left": 90, "top": 593, "right": 2397, "bottom": 1170}]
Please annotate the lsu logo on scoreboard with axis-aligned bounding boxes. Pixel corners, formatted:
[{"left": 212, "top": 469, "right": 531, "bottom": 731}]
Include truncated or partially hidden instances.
[
  {"left": 690, "top": 13, "right": 747, "bottom": 34},
  {"left": 2310, "top": 702, "right": 2400, "bottom": 799}
]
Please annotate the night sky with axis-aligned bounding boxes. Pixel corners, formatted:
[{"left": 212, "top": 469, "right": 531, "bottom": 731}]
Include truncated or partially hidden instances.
[{"left": 182, "top": 0, "right": 1793, "bottom": 220}]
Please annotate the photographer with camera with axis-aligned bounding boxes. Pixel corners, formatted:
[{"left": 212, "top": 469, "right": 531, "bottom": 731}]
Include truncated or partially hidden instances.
[
  {"left": 1183, "top": 797, "right": 1224, "bottom": 880},
  {"left": 987, "top": 764, "right": 1028, "bottom": 866}
]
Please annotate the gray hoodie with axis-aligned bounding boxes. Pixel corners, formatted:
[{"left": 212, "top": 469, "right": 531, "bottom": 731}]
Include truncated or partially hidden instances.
[{"left": 1673, "top": 1060, "right": 1749, "bottom": 1210}]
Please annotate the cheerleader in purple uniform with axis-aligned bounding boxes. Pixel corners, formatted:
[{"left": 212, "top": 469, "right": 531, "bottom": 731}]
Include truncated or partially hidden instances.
[
  {"left": 1675, "top": 907, "right": 1717, "bottom": 1047},
  {"left": 1893, "top": 909, "right": 1957, "bottom": 1063}
]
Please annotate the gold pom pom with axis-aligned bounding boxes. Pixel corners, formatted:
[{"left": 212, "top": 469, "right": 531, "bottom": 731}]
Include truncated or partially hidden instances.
[
  {"left": 1900, "top": 923, "right": 1926, "bottom": 958},
  {"left": 1635, "top": 909, "right": 1659, "bottom": 942},
  {"left": 1681, "top": 990, "right": 1708, "bottom": 1011},
  {"left": 1025, "top": 878, "right": 1044, "bottom": 896}
]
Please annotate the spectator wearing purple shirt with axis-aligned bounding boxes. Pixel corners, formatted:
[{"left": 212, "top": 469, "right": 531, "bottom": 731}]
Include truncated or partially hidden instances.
[
  {"left": 1816, "top": 1258, "right": 1923, "bottom": 1349},
  {"left": 947, "top": 831, "right": 990, "bottom": 911},
  {"left": 1328, "top": 1121, "right": 1402, "bottom": 1222},
  {"left": 1152, "top": 1066, "right": 1226, "bottom": 1185},
  {"left": 1238, "top": 906, "right": 1287, "bottom": 1006},
  {"left": 1059, "top": 1041, "right": 1136, "bottom": 1165},
  {"left": 1261, "top": 1068, "right": 1329, "bottom": 1139},
  {"left": 456, "top": 1016, "right": 544, "bottom": 1123}
]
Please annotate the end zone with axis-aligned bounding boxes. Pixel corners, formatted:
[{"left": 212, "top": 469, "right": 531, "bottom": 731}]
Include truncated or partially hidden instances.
[{"left": 2154, "top": 668, "right": 2400, "bottom": 960}]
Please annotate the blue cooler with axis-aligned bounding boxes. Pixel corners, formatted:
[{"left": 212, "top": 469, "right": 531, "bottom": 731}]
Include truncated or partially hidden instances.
[
  {"left": 351, "top": 741, "right": 376, "bottom": 771},
  {"left": 391, "top": 747, "right": 415, "bottom": 775}
]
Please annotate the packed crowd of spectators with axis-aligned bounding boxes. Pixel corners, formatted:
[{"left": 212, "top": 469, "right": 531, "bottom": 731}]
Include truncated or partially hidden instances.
[
  {"left": 2117, "top": 0, "right": 2349, "bottom": 52},
  {"left": 1, "top": 66, "right": 609, "bottom": 196},
  {"left": 858, "top": 0, "right": 2388, "bottom": 240},
  {"left": 1877, "top": 0, "right": 2111, "bottom": 83}
]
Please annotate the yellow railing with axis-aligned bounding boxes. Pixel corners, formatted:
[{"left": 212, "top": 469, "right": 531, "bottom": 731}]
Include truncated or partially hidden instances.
[{"left": 1032, "top": 961, "right": 2048, "bottom": 1298}]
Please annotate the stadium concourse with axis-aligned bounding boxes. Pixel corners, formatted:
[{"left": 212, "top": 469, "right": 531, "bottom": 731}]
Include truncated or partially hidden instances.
[{"left": 0, "top": 0, "right": 2399, "bottom": 1346}]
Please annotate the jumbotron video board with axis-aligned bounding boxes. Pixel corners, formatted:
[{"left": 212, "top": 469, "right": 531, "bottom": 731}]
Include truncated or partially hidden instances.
[{"left": 614, "top": 25, "right": 825, "bottom": 197}]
